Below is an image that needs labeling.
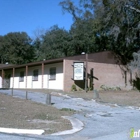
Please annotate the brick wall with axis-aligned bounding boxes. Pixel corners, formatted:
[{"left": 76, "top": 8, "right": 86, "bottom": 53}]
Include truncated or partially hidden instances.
[
  {"left": 88, "top": 62, "right": 132, "bottom": 89},
  {"left": 63, "top": 59, "right": 132, "bottom": 92},
  {"left": 63, "top": 59, "right": 75, "bottom": 91}
]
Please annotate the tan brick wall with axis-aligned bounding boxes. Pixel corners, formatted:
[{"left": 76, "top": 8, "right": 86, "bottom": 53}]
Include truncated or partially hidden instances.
[
  {"left": 88, "top": 62, "right": 132, "bottom": 89},
  {"left": 63, "top": 59, "right": 75, "bottom": 91},
  {"left": 63, "top": 59, "right": 132, "bottom": 92}
]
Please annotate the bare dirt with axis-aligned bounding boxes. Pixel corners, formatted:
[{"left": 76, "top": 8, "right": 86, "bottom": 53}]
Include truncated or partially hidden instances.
[
  {"left": 0, "top": 89, "right": 140, "bottom": 135},
  {"left": 66, "top": 90, "right": 140, "bottom": 107},
  {"left": 21, "top": 89, "right": 140, "bottom": 107},
  {"left": 18, "top": 88, "right": 140, "bottom": 107},
  {"left": 0, "top": 94, "right": 75, "bottom": 134}
]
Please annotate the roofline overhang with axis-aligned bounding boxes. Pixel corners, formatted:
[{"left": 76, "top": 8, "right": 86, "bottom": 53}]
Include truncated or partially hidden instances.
[{"left": 0, "top": 58, "right": 64, "bottom": 70}]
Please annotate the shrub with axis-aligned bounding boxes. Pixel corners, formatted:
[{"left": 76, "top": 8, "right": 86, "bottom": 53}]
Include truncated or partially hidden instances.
[{"left": 71, "top": 84, "right": 77, "bottom": 91}]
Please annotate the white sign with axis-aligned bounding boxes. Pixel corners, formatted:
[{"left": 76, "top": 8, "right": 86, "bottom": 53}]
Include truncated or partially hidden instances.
[{"left": 73, "top": 62, "right": 84, "bottom": 80}]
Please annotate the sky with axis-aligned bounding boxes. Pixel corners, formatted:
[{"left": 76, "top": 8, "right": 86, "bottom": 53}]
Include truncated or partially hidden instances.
[{"left": 0, "top": 0, "right": 78, "bottom": 38}]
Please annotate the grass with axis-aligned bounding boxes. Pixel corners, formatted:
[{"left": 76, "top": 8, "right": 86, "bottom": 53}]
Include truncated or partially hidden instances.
[
  {"left": 60, "top": 108, "right": 76, "bottom": 112},
  {"left": 33, "top": 113, "right": 58, "bottom": 120}
]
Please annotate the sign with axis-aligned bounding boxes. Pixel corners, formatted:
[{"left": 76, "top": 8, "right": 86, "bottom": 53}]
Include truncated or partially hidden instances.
[
  {"left": 130, "top": 128, "right": 140, "bottom": 139},
  {"left": 73, "top": 62, "right": 84, "bottom": 80}
]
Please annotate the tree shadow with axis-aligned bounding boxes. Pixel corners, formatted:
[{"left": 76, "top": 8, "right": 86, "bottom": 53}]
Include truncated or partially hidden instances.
[{"left": 74, "top": 72, "right": 99, "bottom": 91}]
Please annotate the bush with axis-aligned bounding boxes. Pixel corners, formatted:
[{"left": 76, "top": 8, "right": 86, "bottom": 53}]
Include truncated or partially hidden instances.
[
  {"left": 100, "top": 85, "right": 121, "bottom": 91},
  {"left": 71, "top": 84, "right": 77, "bottom": 91},
  {"left": 133, "top": 76, "right": 140, "bottom": 91}
]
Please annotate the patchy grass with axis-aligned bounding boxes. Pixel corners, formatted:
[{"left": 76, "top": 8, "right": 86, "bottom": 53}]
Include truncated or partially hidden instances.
[
  {"left": 60, "top": 108, "right": 76, "bottom": 112},
  {"left": 0, "top": 94, "right": 74, "bottom": 134}
]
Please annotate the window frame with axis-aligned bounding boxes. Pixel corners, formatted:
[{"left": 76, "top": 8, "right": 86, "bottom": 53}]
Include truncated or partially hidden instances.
[
  {"left": 49, "top": 67, "right": 56, "bottom": 80},
  {"left": 19, "top": 71, "right": 24, "bottom": 82},
  {"left": 32, "top": 69, "right": 39, "bottom": 81}
]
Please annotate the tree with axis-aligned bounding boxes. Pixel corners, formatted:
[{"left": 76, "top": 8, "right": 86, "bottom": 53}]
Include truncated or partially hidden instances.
[
  {"left": 32, "top": 37, "right": 42, "bottom": 60},
  {"left": 34, "top": 25, "right": 72, "bottom": 60},
  {"left": 129, "top": 51, "right": 140, "bottom": 74},
  {"left": 69, "top": 19, "right": 96, "bottom": 54},
  {"left": 129, "top": 50, "right": 140, "bottom": 90},
  {"left": 95, "top": 0, "right": 140, "bottom": 64},
  {"left": 0, "top": 32, "right": 35, "bottom": 64},
  {"left": 60, "top": 0, "right": 140, "bottom": 64},
  {"left": 0, "top": 35, "right": 5, "bottom": 63},
  {"left": 60, "top": 0, "right": 99, "bottom": 54}
]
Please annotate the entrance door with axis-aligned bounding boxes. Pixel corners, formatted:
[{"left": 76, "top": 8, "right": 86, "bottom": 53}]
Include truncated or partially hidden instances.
[{"left": 3, "top": 74, "right": 11, "bottom": 88}]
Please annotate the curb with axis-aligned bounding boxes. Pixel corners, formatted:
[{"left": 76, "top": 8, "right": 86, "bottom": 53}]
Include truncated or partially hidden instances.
[{"left": 51, "top": 116, "right": 84, "bottom": 135}]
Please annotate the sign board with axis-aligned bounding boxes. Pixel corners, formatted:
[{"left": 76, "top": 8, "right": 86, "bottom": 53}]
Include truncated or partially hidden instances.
[{"left": 73, "top": 62, "right": 84, "bottom": 80}]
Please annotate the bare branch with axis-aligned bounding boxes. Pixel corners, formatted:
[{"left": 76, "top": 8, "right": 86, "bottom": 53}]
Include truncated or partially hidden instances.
[{"left": 125, "top": 5, "right": 140, "bottom": 13}]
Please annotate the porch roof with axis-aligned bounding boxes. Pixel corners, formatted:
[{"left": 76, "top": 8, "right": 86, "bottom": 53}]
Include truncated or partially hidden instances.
[{"left": 0, "top": 58, "right": 64, "bottom": 70}]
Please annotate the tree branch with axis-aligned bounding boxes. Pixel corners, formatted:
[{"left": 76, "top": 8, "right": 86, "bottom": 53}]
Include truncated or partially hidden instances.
[{"left": 125, "top": 5, "right": 140, "bottom": 13}]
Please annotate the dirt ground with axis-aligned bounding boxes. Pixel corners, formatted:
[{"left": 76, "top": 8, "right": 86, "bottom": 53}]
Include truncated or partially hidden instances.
[
  {"left": 1, "top": 89, "right": 140, "bottom": 135},
  {"left": 66, "top": 90, "right": 140, "bottom": 107},
  {"left": 19, "top": 88, "right": 140, "bottom": 107},
  {"left": 0, "top": 94, "right": 75, "bottom": 134}
]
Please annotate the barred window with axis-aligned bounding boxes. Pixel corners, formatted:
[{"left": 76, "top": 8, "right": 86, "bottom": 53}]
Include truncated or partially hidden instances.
[
  {"left": 49, "top": 67, "right": 56, "bottom": 80},
  {"left": 19, "top": 71, "right": 24, "bottom": 82},
  {"left": 32, "top": 69, "right": 38, "bottom": 81}
]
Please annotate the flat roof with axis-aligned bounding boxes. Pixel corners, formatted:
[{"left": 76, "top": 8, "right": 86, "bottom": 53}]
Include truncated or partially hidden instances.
[{"left": 0, "top": 51, "right": 119, "bottom": 70}]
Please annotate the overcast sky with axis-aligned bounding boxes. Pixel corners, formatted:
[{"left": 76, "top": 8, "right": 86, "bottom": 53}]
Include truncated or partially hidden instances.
[{"left": 0, "top": 0, "right": 78, "bottom": 38}]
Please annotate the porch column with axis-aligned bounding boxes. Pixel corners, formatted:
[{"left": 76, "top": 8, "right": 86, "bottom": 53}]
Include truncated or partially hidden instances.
[
  {"left": 63, "top": 59, "right": 65, "bottom": 91},
  {"left": 42, "top": 63, "right": 44, "bottom": 88},
  {"left": 25, "top": 66, "right": 28, "bottom": 88},
  {"left": 2, "top": 69, "right": 4, "bottom": 88},
  {"left": 12, "top": 68, "right": 15, "bottom": 88},
  {"left": 130, "top": 70, "right": 132, "bottom": 86}
]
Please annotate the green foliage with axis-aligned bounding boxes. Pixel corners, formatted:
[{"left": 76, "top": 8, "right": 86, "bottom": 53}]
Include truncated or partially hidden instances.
[
  {"left": 100, "top": 85, "right": 121, "bottom": 91},
  {"left": 0, "top": 32, "right": 35, "bottom": 64},
  {"left": 60, "top": 108, "right": 76, "bottom": 112},
  {"left": 70, "top": 19, "right": 96, "bottom": 54},
  {"left": 0, "top": 0, "right": 140, "bottom": 65},
  {"left": 93, "top": 0, "right": 140, "bottom": 64},
  {"left": 60, "top": 0, "right": 140, "bottom": 64},
  {"left": 71, "top": 84, "right": 77, "bottom": 91},
  {"left": 33, "top": 25, "right": 73, "bottom": 61},
  {"left": 129, "top": 51, "right": 140, "bottom": 91},
  {"left": 133, "top": 76, "right": 140, "bottom": 91}
]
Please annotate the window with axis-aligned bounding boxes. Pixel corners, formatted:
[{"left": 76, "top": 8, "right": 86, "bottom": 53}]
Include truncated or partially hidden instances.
[
  {"left": 19, "top": 71, "right": 24, "bottom": 82},
  {"left": 49, "top": 67, "right": 56, "bottom": 80},
  {"left": 32, "top": 69, "right": 38, "bottom": 81}
]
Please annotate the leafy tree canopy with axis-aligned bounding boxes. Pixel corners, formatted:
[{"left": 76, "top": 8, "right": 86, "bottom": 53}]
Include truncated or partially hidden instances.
[
  {"left": 0, "top": 32, "right": 35, "bottom": 64},
  {"left": 1, "top": 0, "right": 139, "bottom": 65},
  {"left": 60, "top": 0, "right": 140, "bottom": 64},
  {"left": 33, "top": 25, "right": 73, "bottom": 61}
]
